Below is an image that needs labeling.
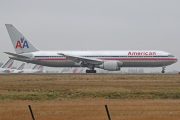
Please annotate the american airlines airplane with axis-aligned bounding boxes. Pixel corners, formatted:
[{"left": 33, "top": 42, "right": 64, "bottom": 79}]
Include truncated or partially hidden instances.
[
  {"left": 5, "top": 24, "right": 178, "bottom": 73},
  {"left": 0, "top": 58, "right": 14, "bottom": 73}
]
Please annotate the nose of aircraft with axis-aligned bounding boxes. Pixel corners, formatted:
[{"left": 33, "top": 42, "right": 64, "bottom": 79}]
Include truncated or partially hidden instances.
[
  {"left": 174, "top": 56, "right": 178, "bottom": 63},
  {"left": 168, "top": 53, "right": 178, "bottom": 64},
  {"left": 175, "top": 57, "right": 178, "bottom": 62}
]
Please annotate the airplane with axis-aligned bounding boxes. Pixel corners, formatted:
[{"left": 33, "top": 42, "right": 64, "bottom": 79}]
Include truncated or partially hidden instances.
[
  {"left": 60, "top": 67, "right": 71, "bottom": 73},
  {"left": 12, "top": 63, "right": 44, "bottom": 73},
  {"left": 0, "top": 58, "right": 14, "bottom": 73},
  {"left": 21, "top": 64, "right": 44, "bottom": 73},
  {"left": 72, "top": 68, "right": 78, "bottom": 73},
  {"left": 4, "top": 24, "right": 178, "bottom": 73},
  {"left": 11, "top": 62, "right": 26, "bottom": 73}
]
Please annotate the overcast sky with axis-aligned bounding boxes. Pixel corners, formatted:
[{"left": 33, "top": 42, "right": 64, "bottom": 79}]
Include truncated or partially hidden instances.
[{"left": 0, "top": 0, "right": 180, "bottom": 72}]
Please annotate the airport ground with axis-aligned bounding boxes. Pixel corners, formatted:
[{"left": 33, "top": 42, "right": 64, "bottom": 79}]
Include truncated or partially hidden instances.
[{"left": 0, "top": 74, "right": 180, "bottom": 120}]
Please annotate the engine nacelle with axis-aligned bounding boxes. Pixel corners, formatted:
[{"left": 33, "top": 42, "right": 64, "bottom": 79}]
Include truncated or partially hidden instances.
[{"left": 98, "top": 61, "right": 123, "bottom": 71}]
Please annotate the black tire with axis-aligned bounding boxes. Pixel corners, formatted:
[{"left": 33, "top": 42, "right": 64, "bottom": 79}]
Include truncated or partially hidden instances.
[
  {"left": 92, "top": 70, "right": 96, "bottom": 73},
  {"left": 86, "top": 70, "right": 96, "bottom": 73},
  {"left": 86, "top": 70, "right": 90, "bottom": 73}
]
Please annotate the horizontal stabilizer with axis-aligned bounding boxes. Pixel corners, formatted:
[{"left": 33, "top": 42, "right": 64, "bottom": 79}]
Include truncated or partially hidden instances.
[{"left": 4, "top": 52, "right": 30, "bottom": 59}]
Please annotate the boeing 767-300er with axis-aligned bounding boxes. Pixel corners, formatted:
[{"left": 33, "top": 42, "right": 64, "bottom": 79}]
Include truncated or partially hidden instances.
[{"left": 4, "top": 24, "right": 178, "bottom": 73}]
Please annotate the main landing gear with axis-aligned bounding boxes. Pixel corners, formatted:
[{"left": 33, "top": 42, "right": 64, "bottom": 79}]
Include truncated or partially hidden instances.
[
  {"left": 162, "top": 66, "right": 166, "bottom": 73},
  {"left": 86, "top": 65, "right": 96, "bottom": 73}
]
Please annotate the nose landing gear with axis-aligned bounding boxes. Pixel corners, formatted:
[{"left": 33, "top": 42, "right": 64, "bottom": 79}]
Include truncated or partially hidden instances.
[{"left": 162, "top": 66, "right": 166, "bottom": 73}]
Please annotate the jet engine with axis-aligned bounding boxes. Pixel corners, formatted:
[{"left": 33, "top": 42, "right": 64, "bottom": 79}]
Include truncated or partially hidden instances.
[{"left": 98, "top": 61, "right": 123, "bottom": 71}]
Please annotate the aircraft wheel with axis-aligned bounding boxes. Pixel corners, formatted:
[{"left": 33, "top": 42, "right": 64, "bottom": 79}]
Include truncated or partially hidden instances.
[
  {"left": 86, "top": 70, "right": 96, "bottom": 73},
  {"left": 162, "top": 67, "right": 165, "bottom": 73},
  {"left": 92, "top": 70, "right": 96, "bottom": 73}
]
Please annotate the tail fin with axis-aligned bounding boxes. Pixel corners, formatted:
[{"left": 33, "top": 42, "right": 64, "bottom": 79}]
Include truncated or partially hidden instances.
[
  {"left": 1, "top": 59, "right": 14, "bottom": 68},
  {"left": 17, "top": 63, "right": 26, "bottom": 70},
  {"left": 31, "top": 64, "right": 43, "bottom": 70},
  {"left": 37, "top": 66, "right": 44, "bottom": 71},
  {"left": 5, "top": 24, "right": 39, "bottom": 54},
  {"left": 72, "top": 68, "right": 77, "bottom": 73}
]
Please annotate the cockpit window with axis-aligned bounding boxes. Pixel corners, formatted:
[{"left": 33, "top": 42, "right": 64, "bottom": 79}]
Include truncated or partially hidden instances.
[{"left": 168, "top": 54, "right": 174, "bottom": 57}]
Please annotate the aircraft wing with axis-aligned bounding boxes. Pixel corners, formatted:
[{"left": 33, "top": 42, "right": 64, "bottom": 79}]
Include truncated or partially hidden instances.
[
  {"left": 58, "top": 53, "right": 103, "bottom": 65},
  {"left": 4, "top": 52, "right": 30, "bottom": 59}
]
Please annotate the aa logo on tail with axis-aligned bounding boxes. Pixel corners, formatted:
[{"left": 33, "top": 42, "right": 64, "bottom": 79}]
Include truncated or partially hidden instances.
[{"left": 15, "top": 37, "right": 29, "bottom": 48}]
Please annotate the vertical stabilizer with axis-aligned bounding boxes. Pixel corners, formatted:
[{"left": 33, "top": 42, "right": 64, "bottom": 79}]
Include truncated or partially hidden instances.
[
  {"left": 31, "top": 64, "right": 38, "bottom": 70},
  {"left": 32, "top": 64, "right": 43, "bottom": 70},
  {"left": 1, "top": 59, "right": 14, "bottom": 68},
  {"left": 17, "top": 63, "right": 26, "bottom": 70},
  {"left": 5, "top": 24, "right": 39, "bottom": 54}
]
